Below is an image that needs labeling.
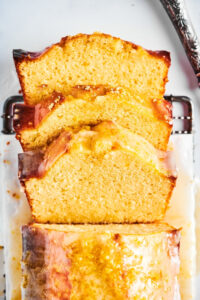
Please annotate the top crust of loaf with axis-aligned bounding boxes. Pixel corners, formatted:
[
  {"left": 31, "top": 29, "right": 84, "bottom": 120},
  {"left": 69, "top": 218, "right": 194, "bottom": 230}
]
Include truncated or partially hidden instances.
[
  {"left": 13, "top": 32, "right": 171, "bottom": 105},
  {"left": 21, "top": 222, "right": 180, "bottom": 299},
  {"left": 13, "top": 33, "right": 171, "bottom": 65}
]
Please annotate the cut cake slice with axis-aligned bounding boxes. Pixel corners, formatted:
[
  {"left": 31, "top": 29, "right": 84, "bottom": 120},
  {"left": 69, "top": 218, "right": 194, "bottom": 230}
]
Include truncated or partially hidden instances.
[
  {"left": 21, "top": 223, "right": 181, "bottom": 300},
  {"left": 18, "top": 121, "right": 176, "bottom": 224},
  {"left": 13, "top": 85, "right": 172, "bottom": 151},
  {"left": 13, "top": 33, "right": 170, "bottom": 106}
]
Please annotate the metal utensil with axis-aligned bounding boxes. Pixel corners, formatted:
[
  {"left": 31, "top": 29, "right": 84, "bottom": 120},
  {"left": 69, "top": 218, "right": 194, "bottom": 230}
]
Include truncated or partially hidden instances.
[{"left": 160, "top": 0, "right": 200, "bottom": 87}]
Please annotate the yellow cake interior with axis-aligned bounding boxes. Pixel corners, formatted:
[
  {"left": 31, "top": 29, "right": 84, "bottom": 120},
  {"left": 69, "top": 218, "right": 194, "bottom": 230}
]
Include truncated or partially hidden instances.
[
  {"left": 23, "top": 122, "right": 175, "bottom": 224},
  {"left": 15, "top": 33, "right": 170, "bottom": 106}
]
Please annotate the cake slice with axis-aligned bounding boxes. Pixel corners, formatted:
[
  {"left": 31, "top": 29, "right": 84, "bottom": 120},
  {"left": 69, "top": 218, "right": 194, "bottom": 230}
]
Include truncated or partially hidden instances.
[
  {"left": 13, "top": 85, "right": 172, "bottom": 151},
  {"left": 18, "top": 121, "right": 176, "bottom": 223},
  {"left": 13, "top": 32, "right": 170, "bottom": 106},
  {"left": 21, "top": 223, "right": 181, "bottom": 300}
]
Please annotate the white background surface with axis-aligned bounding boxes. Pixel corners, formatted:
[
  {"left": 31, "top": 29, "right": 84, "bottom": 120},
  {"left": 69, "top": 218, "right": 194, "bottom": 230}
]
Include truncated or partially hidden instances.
[{"left": 0, "top": 0, "right": 200, "bottom": 299}]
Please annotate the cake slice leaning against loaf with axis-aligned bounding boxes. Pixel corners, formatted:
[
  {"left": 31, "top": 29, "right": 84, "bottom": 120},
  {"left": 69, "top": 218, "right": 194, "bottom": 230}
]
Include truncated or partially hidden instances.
[
  {"left": 21, "top": 223, "right": 181, "bottom": 300},
  {"left": 13, "top": 85, "right": 172, "bottom": 151},
  {"left": 13, "top": 32, "right": 170, "bottom": 106},
  {"left": 18, "top": 121, "right": 176, "bottom": 224}
]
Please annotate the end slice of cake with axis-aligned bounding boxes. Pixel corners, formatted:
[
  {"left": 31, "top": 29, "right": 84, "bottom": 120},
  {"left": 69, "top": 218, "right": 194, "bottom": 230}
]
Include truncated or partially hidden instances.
[
  {"left": 13, "top": 32, "right": 170, "bottom": 106},
  {"left": 21, "top": 223, "right": 181, "bottom": 300},
  {"left": 13, "top": 85, "right": 172, "bottom": 151},
  {"left": 18, "top": 121, "right": 176, "bottom": 223}
]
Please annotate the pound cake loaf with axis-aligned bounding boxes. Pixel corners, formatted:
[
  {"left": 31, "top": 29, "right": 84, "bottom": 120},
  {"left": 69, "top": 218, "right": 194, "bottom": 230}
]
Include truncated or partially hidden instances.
[
  {"left": 14, "top": 85, "right": 172, "bottom": 151},
  {"left": 18, "top": 121, "right": 176, "bottom": 223},
  {"left": 13, "top": 33, "right": 170, "bottom": 106},
  {"left": 22, "top": 223, "right": 181, "bottom": 300}
]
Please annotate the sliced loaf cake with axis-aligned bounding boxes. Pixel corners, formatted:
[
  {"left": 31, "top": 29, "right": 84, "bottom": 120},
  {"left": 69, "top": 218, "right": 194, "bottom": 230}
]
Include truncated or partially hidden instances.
[
  {"left": 13, "top": 33, "right": 170, "bottom": 106},
  {"left": 18, "top": 121, "right": 176, "bottom": 223}
]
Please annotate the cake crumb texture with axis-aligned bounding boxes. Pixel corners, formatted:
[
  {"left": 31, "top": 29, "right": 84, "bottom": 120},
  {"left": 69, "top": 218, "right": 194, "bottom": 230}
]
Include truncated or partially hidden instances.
[
  {"left": 14, "top": 33, "right": 170, "bottom": 106},
  {"left": 19, "top": 122, "right": 176, "bottom": 223}
]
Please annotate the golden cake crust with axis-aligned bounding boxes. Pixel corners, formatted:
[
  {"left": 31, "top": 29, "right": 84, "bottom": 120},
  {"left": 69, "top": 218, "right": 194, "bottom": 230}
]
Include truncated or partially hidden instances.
[{"left": 13, "top": 33, "right": 171, "bottom": 65}]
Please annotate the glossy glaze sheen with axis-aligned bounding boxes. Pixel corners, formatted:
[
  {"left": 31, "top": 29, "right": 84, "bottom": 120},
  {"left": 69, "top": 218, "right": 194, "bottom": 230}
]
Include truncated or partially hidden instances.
[
  {"left": 18, "top": 131, "right": 71, "bottom": 179},
  {"left": 22, "top": 224, "right": 180, "bottom": 300}
]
